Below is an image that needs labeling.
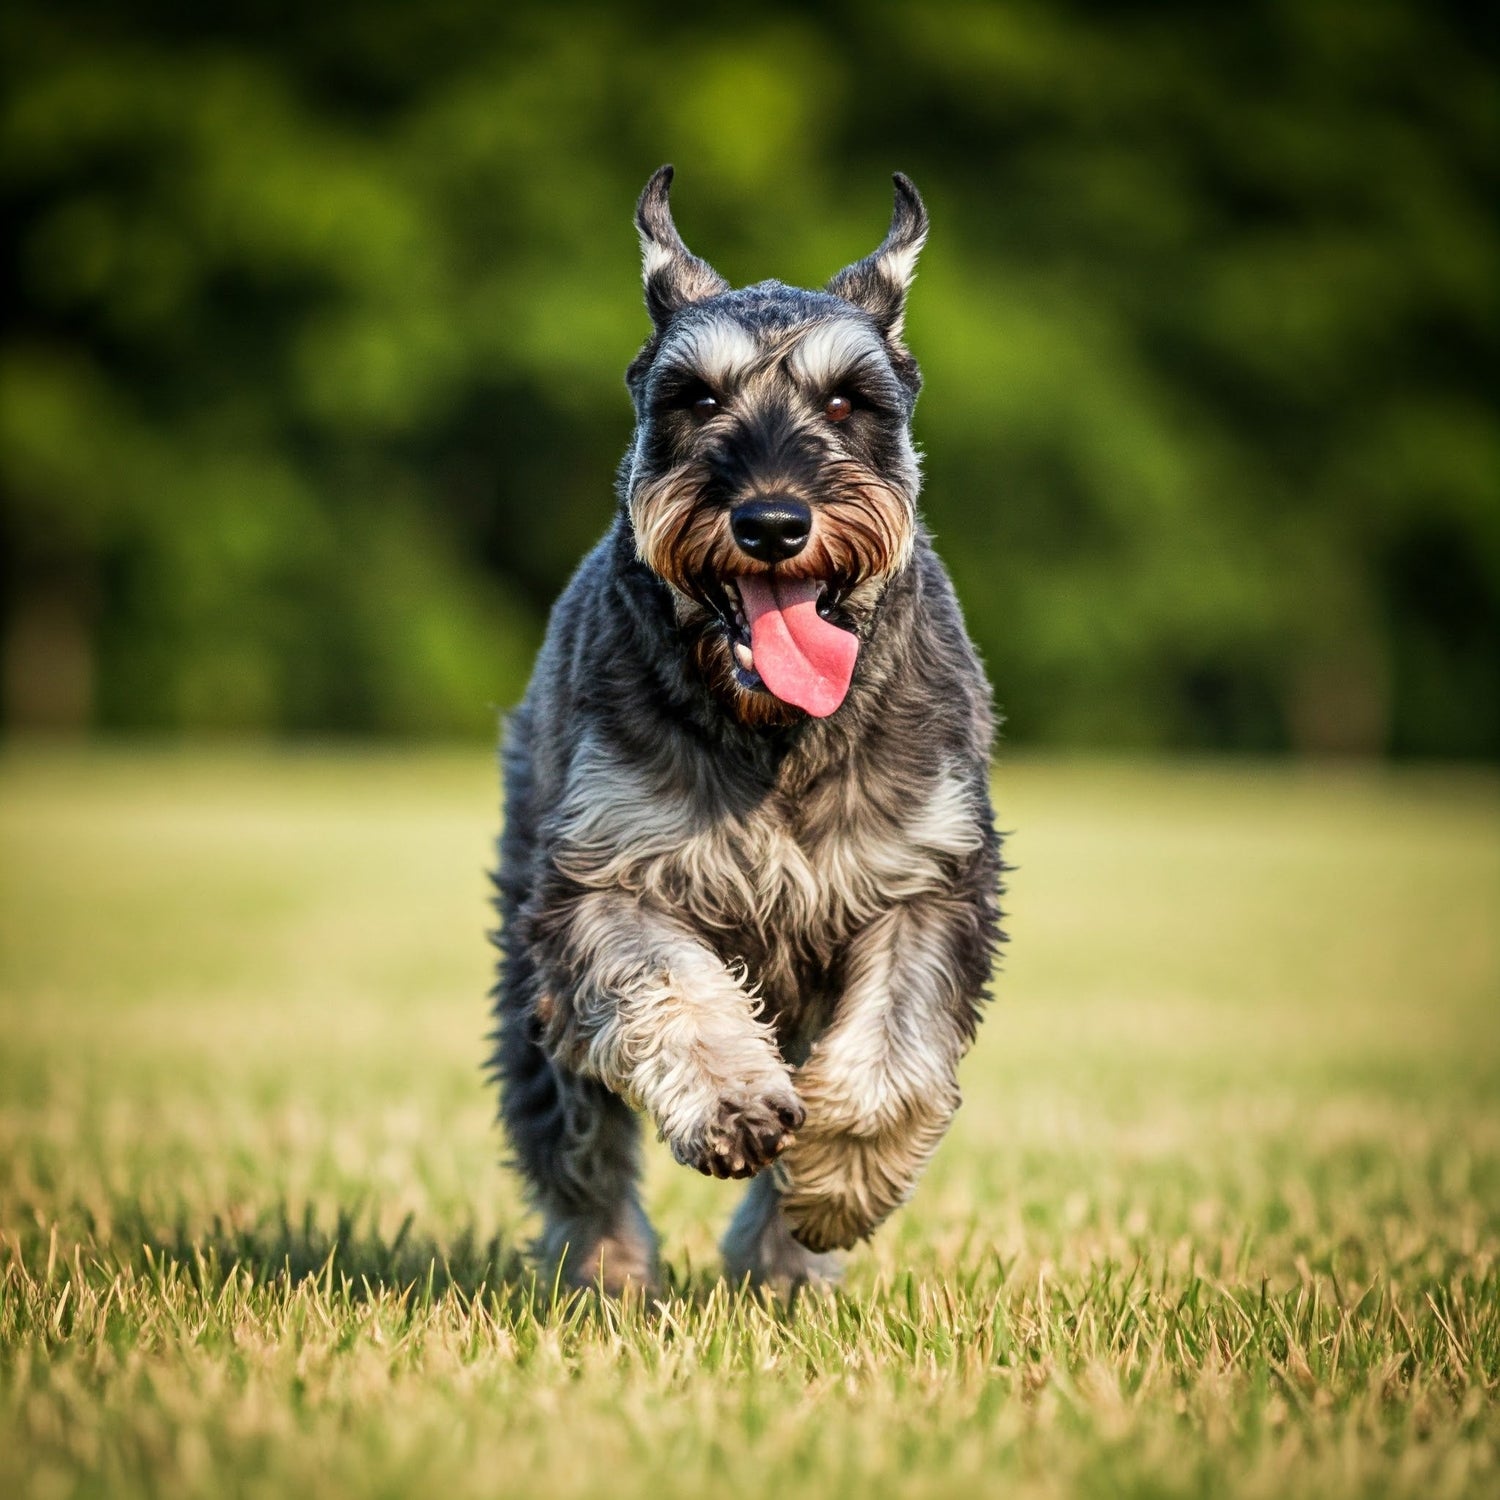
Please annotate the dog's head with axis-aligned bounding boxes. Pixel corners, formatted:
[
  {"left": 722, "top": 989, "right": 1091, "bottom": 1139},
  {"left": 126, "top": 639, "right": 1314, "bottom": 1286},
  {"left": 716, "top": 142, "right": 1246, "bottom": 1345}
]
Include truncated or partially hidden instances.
[{"left": 621, "top": 166, "right": 927, "bottom": 726}]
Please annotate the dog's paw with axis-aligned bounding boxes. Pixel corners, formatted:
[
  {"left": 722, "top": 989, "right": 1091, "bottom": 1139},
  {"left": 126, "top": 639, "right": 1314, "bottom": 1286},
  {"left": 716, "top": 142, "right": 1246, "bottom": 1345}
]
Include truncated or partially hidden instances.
[{"left": 673, "top": 1088, "right": 806, "bottom": 1180}]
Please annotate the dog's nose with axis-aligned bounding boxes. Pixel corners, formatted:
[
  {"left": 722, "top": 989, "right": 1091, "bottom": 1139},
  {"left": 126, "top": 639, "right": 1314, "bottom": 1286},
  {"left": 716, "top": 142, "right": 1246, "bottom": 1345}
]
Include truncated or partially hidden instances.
[{"left": 730, "top": 498, "right": 812, "bottom": 562}]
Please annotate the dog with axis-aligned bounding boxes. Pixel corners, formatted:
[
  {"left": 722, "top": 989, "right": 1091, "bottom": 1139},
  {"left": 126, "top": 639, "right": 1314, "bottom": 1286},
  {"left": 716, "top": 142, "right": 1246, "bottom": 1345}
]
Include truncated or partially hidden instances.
[{"left": 491, "top": 166, "right": 1002, "bottom": 1293}]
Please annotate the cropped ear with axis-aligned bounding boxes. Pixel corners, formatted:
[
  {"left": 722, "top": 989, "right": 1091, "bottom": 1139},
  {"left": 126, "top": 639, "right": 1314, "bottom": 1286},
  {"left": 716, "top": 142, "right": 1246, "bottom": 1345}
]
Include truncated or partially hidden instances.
[
  {"left": 635, "top": 165, "right": 729, "bottom": 329},
  {"left": 827, "top": 173, "right": 929, "bottom": 341}
]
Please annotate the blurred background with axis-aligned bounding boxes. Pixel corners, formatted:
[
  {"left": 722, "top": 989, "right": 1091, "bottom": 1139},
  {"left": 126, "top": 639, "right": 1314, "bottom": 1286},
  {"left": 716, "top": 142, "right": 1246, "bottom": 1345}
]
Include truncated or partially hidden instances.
[{"left": 2, "top": 0, "right": 1495, "bottom": 755}]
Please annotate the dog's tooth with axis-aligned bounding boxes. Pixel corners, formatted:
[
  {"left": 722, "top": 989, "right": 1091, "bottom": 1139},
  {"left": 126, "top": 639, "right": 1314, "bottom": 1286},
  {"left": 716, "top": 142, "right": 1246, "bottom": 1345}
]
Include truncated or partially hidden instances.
[{"left": 733, "top": 640, "right": 754, "bottom": 672}]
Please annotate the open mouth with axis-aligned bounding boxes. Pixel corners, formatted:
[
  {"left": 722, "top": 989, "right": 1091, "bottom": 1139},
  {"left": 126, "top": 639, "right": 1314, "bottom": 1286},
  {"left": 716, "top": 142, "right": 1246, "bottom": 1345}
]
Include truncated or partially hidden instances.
[
  {"left": 709, "top": 574, "right": 860, "bottom": 719},
  {"left": 718, "top": 582, "right": 761, "bottom": 685}
]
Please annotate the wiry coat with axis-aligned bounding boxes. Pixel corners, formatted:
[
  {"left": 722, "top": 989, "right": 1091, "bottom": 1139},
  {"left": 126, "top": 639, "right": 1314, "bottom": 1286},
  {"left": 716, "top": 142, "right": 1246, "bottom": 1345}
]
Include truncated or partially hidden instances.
[{"left": 492, "top": 168, "right": 1002, "bottom": 1291}]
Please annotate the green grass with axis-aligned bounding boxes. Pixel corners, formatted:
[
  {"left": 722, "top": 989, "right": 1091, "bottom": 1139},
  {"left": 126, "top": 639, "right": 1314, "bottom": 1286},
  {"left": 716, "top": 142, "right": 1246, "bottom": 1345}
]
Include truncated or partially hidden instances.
[{"left": 1, "top": 748, "right": 1497, "bottom": 1500}]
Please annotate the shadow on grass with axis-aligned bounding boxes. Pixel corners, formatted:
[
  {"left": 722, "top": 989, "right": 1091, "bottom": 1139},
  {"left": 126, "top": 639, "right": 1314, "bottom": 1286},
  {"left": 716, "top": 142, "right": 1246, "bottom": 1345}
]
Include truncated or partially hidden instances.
[
  {"left": 13, "top": 1199, "right": 772, "bottom": 1315},
  {"left": 5, "top": 1199, "right": 533, "bottom": 1304},
  {"left": 166, "top": 1204, "right": 532, "bottom": 1298}
]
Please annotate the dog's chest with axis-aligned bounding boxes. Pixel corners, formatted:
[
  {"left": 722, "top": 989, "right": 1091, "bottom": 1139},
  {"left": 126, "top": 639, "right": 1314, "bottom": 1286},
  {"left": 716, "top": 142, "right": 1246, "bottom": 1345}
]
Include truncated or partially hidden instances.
[{"left": 553, "top": 739, "right": 982, "bottom": 954}]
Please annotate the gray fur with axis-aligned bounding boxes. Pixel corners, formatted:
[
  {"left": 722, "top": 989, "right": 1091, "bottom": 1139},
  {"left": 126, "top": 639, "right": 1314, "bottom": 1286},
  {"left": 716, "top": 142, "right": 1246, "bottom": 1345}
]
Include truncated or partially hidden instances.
[{"left": 491, "top": 168, "right": 1002, "bottom": 1293}]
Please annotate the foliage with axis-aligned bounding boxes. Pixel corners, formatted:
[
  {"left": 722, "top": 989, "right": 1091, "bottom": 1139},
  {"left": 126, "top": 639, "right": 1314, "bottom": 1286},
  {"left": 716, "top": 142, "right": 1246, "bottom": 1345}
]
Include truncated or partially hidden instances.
[
  {"left": 1, "top": 2, "right": 1496, "bottom": 750},
  {"left": 1, "top": 749, "right": 1497, "bottom": 1495}
]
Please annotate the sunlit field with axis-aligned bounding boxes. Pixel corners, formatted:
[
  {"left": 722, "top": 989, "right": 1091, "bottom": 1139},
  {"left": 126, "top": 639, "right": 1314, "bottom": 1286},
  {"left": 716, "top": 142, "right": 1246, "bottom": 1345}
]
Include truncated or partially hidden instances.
[{"left": 2, "top": 749, "right": 1497, "bottom": 1499}]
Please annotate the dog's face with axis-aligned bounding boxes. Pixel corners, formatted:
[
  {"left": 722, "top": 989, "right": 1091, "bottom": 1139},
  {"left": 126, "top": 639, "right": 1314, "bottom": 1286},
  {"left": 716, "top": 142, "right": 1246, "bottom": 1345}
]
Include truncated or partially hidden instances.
[{"left": 621, "top": 167, "right": 928, "bottom": 727}]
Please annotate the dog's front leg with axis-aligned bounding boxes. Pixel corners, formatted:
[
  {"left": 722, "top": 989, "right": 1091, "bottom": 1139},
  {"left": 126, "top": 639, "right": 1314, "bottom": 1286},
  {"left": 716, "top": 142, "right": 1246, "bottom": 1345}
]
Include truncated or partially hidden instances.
[
  {"left": 538, "top": 889, "right": 805, "bottom": 1179},
  {"left": 775, "top": 895, "right": 986, "bottom": 1251}
]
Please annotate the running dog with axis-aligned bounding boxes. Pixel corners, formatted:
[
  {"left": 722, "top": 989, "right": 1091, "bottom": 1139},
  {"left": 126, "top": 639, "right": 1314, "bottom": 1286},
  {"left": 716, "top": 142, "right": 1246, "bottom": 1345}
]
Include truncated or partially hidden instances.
[{"left": 491, "top": 166, "right": 1002, "bottom": 1292}]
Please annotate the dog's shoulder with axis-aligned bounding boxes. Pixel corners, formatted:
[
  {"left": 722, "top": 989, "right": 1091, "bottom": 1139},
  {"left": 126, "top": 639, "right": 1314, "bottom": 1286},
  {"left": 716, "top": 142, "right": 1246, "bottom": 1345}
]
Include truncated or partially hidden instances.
[
  {"left": 899, "top": 539, "right": 996, "bottom": 759},
  {"left": 506, "top": 520, "right": 667, "bottom": 807}
]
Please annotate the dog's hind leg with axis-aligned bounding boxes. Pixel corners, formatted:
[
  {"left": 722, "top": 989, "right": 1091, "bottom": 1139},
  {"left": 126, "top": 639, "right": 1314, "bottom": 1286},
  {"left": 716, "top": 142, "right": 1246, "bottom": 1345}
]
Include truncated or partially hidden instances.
[
  {"left": 495, "top": 978, "right": 659, "bottom": 1295},
  {"left": 721, "top": 1172, "right": 842, "bottom": 1294}
]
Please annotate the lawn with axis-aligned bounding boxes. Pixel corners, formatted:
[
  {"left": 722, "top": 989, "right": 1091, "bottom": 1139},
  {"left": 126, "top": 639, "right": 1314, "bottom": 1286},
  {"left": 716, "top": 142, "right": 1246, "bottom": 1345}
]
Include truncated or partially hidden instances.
[{"left": 1, "top": 748, "right": 1497, "bottom": 1499}]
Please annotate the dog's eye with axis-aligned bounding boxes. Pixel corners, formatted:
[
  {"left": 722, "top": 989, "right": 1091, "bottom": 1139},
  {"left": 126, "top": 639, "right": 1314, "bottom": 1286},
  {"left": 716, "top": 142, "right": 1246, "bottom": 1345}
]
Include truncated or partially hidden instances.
[
  {"left": 692, "top": 394, "right": 720, "bottom": 421},
  {"left": 824, "top": 395, "right": 853, "bottom": 423}
]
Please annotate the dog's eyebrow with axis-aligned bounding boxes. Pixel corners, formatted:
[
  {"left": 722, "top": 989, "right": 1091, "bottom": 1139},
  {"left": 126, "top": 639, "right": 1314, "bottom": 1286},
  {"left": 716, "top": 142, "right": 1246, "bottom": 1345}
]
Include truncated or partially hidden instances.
[
  {"left": 786, "top": 320, "right": 887, "bottom": 390},
  {"left": 660, "top": 317, "right": 761, "bottom": 389}
]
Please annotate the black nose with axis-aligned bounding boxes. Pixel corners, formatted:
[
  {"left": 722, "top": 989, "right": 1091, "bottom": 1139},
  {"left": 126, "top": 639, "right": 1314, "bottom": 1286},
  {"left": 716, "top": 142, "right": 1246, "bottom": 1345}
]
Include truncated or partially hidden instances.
[{"left": 730, "top": 498, "right": 811, "bottom": 563}]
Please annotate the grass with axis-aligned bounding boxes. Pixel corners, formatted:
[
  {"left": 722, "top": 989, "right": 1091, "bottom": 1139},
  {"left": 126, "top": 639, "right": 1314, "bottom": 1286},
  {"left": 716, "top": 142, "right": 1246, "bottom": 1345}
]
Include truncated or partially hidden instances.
[{"left": 1, "top": 746, "right": 1497, "bottom": 1500}]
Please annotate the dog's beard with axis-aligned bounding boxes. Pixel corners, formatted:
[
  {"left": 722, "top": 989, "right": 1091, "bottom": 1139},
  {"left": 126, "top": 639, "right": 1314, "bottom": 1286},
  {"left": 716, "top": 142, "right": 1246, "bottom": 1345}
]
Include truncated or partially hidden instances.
[{"left": 631, "top": 462, "right": 914, "bottom": 722}]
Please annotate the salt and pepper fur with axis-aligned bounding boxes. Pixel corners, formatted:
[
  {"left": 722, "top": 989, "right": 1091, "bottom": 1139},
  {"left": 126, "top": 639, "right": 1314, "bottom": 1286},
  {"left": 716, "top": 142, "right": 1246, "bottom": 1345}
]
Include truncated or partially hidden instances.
[{"left": 491, "top": 166, "right": 1003, "bottom": 1293}]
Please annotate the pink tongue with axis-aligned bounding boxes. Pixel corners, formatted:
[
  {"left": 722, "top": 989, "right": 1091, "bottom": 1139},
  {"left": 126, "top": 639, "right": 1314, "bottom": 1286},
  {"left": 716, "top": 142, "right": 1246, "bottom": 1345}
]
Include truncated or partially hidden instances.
[{"left": 736, "top": 574, "right": 859, "bottom": 718}]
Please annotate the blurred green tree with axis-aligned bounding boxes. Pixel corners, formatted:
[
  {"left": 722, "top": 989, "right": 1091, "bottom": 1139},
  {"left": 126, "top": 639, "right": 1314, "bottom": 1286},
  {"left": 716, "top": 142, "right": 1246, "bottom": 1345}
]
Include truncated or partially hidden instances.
[{"left": 2, "top": 0, "right": 1495, "bottom": 752}]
